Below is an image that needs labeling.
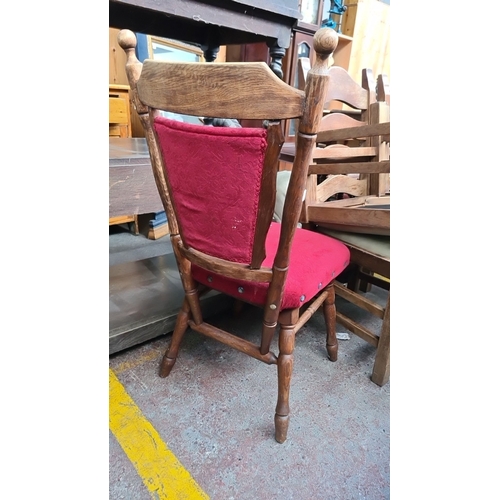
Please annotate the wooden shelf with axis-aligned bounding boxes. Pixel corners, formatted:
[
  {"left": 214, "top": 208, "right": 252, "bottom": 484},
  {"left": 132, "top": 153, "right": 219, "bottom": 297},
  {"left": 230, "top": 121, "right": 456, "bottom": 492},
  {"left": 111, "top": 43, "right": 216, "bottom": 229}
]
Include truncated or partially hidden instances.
[{"left": 337, "top": 33, "right": 353, "bottom": 42}]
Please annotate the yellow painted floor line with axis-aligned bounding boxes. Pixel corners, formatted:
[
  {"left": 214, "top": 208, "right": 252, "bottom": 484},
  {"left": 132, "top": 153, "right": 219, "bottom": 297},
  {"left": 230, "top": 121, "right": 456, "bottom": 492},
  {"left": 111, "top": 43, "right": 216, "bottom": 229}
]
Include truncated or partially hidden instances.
[
  {"left": 109, "top": 369, "right": 209, "bottom": 500},
  {"left": 112, "top": 349, "right": 162, "bottom": 375}
]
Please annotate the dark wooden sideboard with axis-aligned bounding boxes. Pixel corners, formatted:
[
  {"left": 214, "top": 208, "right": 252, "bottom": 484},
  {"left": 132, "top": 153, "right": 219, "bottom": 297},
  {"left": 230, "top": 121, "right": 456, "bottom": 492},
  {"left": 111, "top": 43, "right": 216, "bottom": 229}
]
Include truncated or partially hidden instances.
[{"left": 109, "top": 0, "right": 301, "bottom": 78}]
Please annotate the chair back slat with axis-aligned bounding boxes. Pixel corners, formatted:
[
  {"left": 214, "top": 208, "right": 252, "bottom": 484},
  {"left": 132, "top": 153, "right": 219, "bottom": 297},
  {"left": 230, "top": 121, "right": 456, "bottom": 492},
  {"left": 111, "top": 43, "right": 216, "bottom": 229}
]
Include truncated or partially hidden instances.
[
  {"left": 138, "top": 61, "right": 305, "bottom": 120},
  {"left": 324, "top": 66, "right": 369, "bottom": 110}
]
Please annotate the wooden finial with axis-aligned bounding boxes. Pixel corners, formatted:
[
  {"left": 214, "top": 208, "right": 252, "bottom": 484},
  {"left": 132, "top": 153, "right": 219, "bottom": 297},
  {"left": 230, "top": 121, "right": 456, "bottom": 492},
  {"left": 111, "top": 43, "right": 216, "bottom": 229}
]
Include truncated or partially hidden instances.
[
  {"left": 117, "top": 29, "right": 137, "bottom": 52},
  {"left": 116, "top": 29, "right": 148, "bottom": 115},
  {"left": 313, "top": 27, "right": 339, "bottom": 64}
]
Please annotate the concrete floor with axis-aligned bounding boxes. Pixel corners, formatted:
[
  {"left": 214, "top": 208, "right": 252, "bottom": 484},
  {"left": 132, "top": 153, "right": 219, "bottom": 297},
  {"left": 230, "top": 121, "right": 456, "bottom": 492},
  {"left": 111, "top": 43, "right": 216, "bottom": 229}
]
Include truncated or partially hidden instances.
[{"left": 109, "top": 228, "right": 390, "bottom": 499}]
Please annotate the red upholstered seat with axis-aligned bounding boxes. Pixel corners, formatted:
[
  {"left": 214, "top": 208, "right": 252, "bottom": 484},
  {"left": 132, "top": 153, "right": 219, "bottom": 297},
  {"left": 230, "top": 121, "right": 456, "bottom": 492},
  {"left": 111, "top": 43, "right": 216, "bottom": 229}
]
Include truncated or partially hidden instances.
[{"left": 192, "top": 222, "right": 350, "bottom": 309}]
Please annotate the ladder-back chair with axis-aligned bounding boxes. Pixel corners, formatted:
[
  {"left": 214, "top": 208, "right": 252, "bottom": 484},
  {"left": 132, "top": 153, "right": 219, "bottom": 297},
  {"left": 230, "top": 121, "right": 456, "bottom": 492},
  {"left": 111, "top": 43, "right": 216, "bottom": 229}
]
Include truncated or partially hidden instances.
[
  {"left": 279, "top": 61, "right": 375, "bottom": 230},
  {"left": 307, "top": 99, "right": 390, "bottom": 386},
  {"left": 276, "top": 56, "right": 391, "bottom": 385},
  {"left": 291, "top": 57, "right": 388, "bottom": 227},
  {"left": 117, "top": 27, "right": 350, "bottom": 443},
  {"left": 288, "top": 55, "right": 391, "bottom": 386}
]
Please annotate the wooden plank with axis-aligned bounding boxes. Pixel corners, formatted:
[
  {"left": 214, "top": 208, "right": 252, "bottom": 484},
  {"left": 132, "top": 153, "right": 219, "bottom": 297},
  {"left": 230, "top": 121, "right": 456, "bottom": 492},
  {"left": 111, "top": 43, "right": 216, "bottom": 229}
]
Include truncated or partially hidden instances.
[
  {"left": 308, "top": 204, "right": 389, "bottom": 232},
  {"left": 148, "top": 222, "right": 169, "bottom": 240},
  {"left": 334, "top": 282, "right": 385, "bottom": 318},
  {"left": 335, "top": 311, "right": 379, "bottom": 347},
  {"left": 312, "top": 146, "right": 376, "bottom": 160},
  {"left": 310, "top": 161, "right": 390, "bottom": 175},
  {"left": 138, "top": 61, "right": 305, "bottom": 119},
  {"left": 109, "top": 215, "right": 135, "bottom": 225},
  {"left": 316, "top": 121, "right": 390, "bottom": 143}
]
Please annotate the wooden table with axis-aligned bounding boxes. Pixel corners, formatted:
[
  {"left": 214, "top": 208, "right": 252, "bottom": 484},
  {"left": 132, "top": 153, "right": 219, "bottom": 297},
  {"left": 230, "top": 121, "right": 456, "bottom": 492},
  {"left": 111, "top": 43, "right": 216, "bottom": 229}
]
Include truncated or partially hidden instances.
[
  {"left": 109, "top": 137, "right": 163, "bottom": 219},
  {"left": 109, "top": 0, "right": 300, "bottom": 78}
]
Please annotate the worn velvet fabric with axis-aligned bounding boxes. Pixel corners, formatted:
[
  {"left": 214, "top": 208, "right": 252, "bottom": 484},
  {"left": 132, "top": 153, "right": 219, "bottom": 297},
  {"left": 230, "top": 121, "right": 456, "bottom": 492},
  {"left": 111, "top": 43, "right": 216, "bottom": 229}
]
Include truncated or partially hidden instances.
[
  {"left": 153, "top": 117, "right": 350, "bottom": 310},
  {"left": 154, "top": 117, "right": 267, "bottom": 263}
]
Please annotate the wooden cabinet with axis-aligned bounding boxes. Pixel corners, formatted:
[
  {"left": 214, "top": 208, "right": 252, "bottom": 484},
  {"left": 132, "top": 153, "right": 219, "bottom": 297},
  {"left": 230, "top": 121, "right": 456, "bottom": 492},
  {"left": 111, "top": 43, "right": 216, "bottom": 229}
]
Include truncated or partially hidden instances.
[
  {"left": 109, "top": 85, "right": 139, "bottom": 233},
  {"left": 284, "top": 1, "right": 390, "bottom": 84},
  {"left": 109, "top": 84, "right": 132, "bottom": 138}
]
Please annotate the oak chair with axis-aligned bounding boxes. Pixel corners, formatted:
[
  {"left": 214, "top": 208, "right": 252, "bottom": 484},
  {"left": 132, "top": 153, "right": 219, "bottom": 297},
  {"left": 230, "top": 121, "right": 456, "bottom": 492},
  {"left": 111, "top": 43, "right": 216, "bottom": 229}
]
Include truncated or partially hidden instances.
[{"left": 117, "top": 27, "right": 351, "bottom": 443}]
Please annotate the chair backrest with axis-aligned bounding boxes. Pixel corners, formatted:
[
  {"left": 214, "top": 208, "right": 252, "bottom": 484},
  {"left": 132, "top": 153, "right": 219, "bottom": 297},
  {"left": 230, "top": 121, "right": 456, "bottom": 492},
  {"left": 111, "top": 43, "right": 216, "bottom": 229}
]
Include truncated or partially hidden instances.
[
  {"left": 117, "top": 27, "right": 338, "bottom": 290},
  {"left": 295, "top": 57, "right": 385, "bottom": 218},
  {"left": 297, "top": 57, "right": 376, "bottom": 129}
]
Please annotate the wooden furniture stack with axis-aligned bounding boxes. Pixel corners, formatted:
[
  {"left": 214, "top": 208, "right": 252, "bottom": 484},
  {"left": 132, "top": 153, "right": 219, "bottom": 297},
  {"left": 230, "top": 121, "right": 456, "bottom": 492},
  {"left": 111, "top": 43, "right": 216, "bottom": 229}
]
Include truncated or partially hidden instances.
[
  {"left": 278, "top": 52, "right": 390, "bottom": 386},
  {"left": 307, "top": 86, "right": 390, "bottom": 386}
]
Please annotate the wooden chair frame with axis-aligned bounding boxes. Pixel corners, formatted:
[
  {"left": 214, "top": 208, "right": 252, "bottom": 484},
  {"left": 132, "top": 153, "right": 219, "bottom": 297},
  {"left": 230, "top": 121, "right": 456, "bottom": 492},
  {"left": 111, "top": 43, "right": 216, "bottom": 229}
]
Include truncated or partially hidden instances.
[{"left": 117, "top": 27, "right": 348, "bottom": 442}]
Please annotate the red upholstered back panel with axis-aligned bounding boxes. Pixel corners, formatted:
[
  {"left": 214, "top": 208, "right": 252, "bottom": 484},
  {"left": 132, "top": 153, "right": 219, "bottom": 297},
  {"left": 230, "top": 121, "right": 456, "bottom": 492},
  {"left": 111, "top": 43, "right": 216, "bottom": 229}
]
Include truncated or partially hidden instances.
[{"left": 154, "top": 117, "right": 267, "bottom": 263}]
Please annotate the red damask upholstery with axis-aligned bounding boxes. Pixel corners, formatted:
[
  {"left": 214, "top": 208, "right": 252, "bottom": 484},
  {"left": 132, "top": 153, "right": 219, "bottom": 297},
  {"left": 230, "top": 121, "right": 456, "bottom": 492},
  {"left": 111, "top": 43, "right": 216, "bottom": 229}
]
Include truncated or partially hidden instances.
[{"left": 154, "top": 117, "right": 267, "bottom": 263}]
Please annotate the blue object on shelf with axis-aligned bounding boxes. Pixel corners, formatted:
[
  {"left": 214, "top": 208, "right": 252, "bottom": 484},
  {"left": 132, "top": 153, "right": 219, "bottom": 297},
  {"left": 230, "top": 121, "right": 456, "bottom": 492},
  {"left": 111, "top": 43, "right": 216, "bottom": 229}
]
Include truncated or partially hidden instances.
[
  {"left": 321, "top": 0, "right": 347, "bottom": 31},
  {"left": 149, "top": 211, "right": 168, "bottom": 228}
]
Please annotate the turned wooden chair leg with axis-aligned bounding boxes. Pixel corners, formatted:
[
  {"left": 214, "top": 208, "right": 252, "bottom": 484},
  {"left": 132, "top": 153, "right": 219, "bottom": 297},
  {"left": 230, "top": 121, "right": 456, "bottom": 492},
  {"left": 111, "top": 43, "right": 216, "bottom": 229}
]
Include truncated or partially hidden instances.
[
  {"left": 159, "top": 298, "right": 190, "bottom": 377},
  {"left": 359, "top": 267, "right": 373, "bottom": 293},
  {"left": 371, "top": 294, "right": 390, "bottom": 386},
  {"left": 347, "top": 263, "right": 361, "bottom": 291},
  {"left": 133, "top": 214, "right": 139, "bottom": 235},
  {"left": 232, "top": 299, "right": 244, "bottom": 317},
  {"left": 274, "top": 310, "right": 297, "bottom": 443},
  {"left": 323, "top": 283, "right": 338, "bottom": 361}
]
